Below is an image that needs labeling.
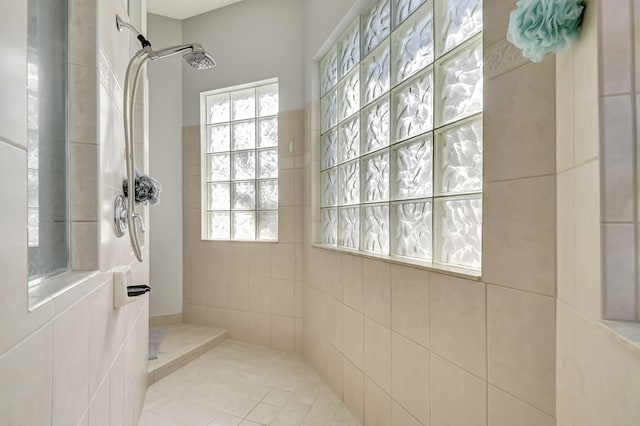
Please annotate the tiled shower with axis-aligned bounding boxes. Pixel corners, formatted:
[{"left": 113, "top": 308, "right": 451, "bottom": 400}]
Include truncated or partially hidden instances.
[
  {"left": 1, "top": 0, "right": 640, "bottom": 425},
  {"left": 178, "top": 0, "right": 557, "bottom": 423}
]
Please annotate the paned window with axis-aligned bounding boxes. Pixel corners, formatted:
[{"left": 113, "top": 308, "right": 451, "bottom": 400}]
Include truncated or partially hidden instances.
[
  {"left": 320, "top": 0, "right": 482, "bottom": 270},
  {"left": 201, "top": 80, "right": 279, "bottom": 241}
]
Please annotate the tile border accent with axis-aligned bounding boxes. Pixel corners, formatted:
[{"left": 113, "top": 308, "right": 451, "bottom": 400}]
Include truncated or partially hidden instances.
[
  {"left": 98, "top": 49, "right": 124, "bottom": 109},
  {"left": 484, "top": 38, "right": 529, "bottom": 80}
]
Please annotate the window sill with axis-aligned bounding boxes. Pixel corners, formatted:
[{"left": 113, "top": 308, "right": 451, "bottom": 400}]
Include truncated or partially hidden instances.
[
  {"left": 201, "top": 238, "right": 280, "bottom": 244},
  {"left": 29, "top": 270, "right": 101, "bottom": 312},
  {"left": 311, "top": 243, "right": 482, "bottom": 281},
  {"left": 600, "top": 320, "right": 640, "bottom": 356}
]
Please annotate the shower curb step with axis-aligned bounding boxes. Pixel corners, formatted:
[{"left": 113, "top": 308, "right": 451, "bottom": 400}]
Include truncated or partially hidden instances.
[{"left": 148, "top": 324, "right": 228, "bottom": 385}]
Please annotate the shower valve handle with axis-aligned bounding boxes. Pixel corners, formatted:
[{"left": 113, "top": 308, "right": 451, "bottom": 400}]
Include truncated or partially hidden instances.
[{"left": 132, "top": 212, "right": 146, "bottom": 233}]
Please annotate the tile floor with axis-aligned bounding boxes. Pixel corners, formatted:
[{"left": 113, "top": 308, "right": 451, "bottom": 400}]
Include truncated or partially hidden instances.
[{"left": 141, "top": 340, "right": 361, "bottom": 426}]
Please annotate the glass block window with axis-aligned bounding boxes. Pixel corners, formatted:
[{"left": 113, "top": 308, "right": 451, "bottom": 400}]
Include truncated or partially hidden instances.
[
  {"left": 201, "top": 79, "right": 279, "bottom": 241},
  {"left": 320, "top": 0, "right": 482, "bottom": 270}
]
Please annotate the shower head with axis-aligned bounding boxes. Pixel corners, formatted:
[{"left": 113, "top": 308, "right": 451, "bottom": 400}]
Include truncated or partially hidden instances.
[
  {"left": 183, "top": 45, "right": 216, "bottom": 70},
  {"left": 151, "top": 43, "right": 216, "bottom": 70},
  {"left": 183, "top": 51, "right": 216, "bottom": 70}
]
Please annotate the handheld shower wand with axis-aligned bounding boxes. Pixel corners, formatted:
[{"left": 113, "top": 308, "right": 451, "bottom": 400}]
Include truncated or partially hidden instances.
[{"left": 113, "top": 15, "right": 216, "bottom": 262}]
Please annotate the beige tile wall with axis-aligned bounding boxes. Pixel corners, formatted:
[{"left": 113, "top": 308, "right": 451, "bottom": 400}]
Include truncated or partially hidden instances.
[
  {"left": 556, "top": 2, "right": 640, "bottom": 425},
  {"left": 300, "top": 1, "right": 558, "bottom": 425},
  {"left": 3, "top": 138, "right": 151, "bottom": 426},
  {"left": 302, "top": 248, "right": 557, "bottom": 426},
  {"left": 0, "top": 0, "right": 150, "bottom": 424},
  {"left": 182, "top": 109, "right": 306, "bottom": 353}
]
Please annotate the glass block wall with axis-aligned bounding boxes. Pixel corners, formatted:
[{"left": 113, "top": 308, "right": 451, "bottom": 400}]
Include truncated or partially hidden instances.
[
  {"left": 319, "top": 0, "right": 482, "bottom": 270},
  {"left": 201, "top": 80, "right": 279, "bottom": 241}
]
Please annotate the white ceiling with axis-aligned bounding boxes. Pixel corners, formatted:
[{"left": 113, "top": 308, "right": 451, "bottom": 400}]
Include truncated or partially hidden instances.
[{"left": 147, "top": 0, "right": 245, "bottom": 20}]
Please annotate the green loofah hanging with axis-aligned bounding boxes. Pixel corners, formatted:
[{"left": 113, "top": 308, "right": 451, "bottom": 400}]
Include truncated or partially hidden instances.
[{"left": 507, "top": 0, "right": 586, "bottom": 63}]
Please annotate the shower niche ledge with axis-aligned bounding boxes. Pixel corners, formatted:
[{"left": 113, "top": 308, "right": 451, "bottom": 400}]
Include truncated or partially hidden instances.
[
  {"left": 601, "top": 320, "right": 640, "bottom": 356},
  {"left": 28, "top": 270, "right": 101, "bottom": 312}
]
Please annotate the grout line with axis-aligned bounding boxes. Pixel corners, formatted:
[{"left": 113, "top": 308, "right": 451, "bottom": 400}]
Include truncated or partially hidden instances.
[
  {"left": 361, "top": 254, "right": 366, "bottom": 426},
  {"left": 485, "top": 280, "right": 489, "bottom": 426},
  {"left": 484, "top": 171, "right": 557, "bottom": 185},
  {"left": 423, "top": 329, "right": 490, "bottom": 385},
  {"left": 601, "top": 91, "right": 640, "bottom": 98},
  {"left": 630, "top": 0, "right": 640, "bottom": 322},
  {"left": 0, "top": 137, "right": 27, "bottom": 152},
  {"left": 600, "top": 220, "right": 639, "bottom": 225},
  {"left": 487, "top": 382, "right": 555, "bottom": 420},
  {"left": 50, "top": 322, "right": 54, "bottom": 425},
  {"left": 483, "top": 280, "right": 556, "bottom": 300},
  {"left": 387, "top": 260, "right": 392, "bottom": 416},
  {"left": 597, "top": 0, "right": 608, "bottom": 321},
  {"left": 428, "top": 269, "right": 433, "bottom": 426},
  {"left": 567, "top": 155, "right": 599, "bottom": 171}
]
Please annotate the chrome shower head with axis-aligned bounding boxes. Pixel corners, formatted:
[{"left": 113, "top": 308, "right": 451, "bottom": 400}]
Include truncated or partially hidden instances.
[
  {"left": 183, "top": 51, "right": 216, "bottom": 70},
  {"left": 151, "top": 43, "right": 216, "bottom": 70}
]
